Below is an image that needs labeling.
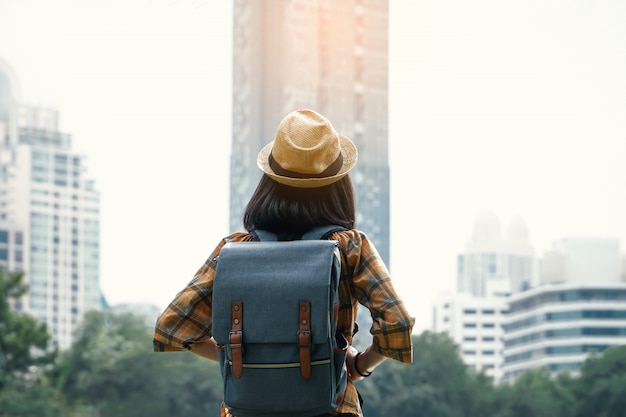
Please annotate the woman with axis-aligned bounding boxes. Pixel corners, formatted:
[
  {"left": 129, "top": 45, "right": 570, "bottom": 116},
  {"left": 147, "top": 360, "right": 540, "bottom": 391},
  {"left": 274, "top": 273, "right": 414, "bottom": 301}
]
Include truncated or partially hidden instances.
[{"left": 153, "top": 109, "right": 415, "bottom": 417}]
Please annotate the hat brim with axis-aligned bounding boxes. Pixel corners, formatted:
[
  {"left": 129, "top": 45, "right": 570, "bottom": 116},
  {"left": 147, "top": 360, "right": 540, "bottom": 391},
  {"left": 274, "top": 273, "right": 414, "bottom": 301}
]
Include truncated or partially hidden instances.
[{"left": 257, "top": 134, "right": 358, "bottom": 188}]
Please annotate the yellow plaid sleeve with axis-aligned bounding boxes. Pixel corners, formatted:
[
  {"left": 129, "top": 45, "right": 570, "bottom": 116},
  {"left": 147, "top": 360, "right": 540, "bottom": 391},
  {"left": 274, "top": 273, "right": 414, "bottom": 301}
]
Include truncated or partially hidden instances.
[
  {"left": 153, "top": 232, "right": 252, "bottom": 352},
  {"left": 336, "top": 230, "right": 415, "bottom": 363}
]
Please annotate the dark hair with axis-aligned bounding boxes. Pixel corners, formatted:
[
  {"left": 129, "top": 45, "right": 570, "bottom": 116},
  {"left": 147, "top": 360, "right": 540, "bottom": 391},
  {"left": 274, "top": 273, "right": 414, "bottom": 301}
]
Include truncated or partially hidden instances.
[{"left": 243, "top": 174, "right": 356, "bottom": 238}]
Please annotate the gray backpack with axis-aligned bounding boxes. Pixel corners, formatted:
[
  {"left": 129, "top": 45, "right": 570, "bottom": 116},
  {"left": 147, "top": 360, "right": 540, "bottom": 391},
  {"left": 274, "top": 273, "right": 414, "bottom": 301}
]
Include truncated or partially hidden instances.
[{"left": 212, "top": 226, "right": 348, "bottom": 417}]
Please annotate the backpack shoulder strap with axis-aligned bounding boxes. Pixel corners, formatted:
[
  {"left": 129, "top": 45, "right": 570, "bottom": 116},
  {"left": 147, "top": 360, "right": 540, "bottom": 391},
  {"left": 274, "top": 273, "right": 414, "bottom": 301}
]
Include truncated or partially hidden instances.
[
  {"left": 301, "top": 225, "right": 348, "bottom": 240},
  {"left": 251, "top": 225, "right": 347, "bottom": 241},
  {"left": 250, "top": 230, "right": 278, "bottom": 242}
]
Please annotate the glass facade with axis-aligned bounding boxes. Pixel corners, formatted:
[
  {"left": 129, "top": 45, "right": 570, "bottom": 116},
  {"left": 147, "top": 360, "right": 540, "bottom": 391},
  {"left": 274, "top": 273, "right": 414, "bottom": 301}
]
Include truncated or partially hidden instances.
[
  {"left": 505, "top": 309, "right": 626, "bottom": 332},
  {"left": 505, "top": 327, "right": 626, "bottom": 349},
  {"left": 0, "top": 227, "right": 24, "bottom": 271},
  {"left": 502, "top": 284, "right": 626, "bottom": 380},
  {"left": 508, "top": 289, "right": 626, "bottom": 314}
]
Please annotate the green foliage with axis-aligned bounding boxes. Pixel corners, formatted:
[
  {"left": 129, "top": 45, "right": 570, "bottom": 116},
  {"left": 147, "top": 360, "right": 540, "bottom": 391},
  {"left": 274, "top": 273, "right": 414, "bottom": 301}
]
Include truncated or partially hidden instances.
[
  {"left": 6, "top": 268, "right": 626, "bottom": 417},
  {"left": 0, "top": 268, "right": 59, "bottom": 416},
  {"left": 53, "top": 310, "right": 224, "bottom": 417},
  {"left": 358, "top": 331, "right": 496, "bottom": 416},
  {"left": 573, "top": 345, "right": 626, "bottom": 417},
  {"left": 0, "top": 378, "right": 65, "bottom": 417},
  {"left": 355, "top": 331, "right": 626, "bottom": 417},
  {"left": 48, "top": 316, "right": 626, "bottom": 417},
  {"left": 495, "top": 368, "right": 576, "bottom": 417},
  {"left": 0, "top": 269, "right": 51, "bottom": 380}
]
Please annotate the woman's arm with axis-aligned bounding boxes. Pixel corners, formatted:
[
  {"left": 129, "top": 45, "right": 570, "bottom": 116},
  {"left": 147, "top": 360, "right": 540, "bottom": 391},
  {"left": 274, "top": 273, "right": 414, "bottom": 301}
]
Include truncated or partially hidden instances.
[
  {"left": 346, "top": 343, "right": 386, "bottom": 381},
  {"left": 189, "top": 337, "right": 220, "bottom": 361}
]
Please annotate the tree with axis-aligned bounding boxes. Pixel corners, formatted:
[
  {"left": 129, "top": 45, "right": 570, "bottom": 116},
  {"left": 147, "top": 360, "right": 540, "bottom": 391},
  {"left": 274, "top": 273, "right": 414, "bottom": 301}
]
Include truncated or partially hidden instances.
[
  {"left": 496, "top": 368, "right": 575, "bottom": 417},
  {"left": 54, "top": 310, "right": 224, "bottom": 417},
  {"left": 0, "top": 269, "right": 50, "bottom": 381},
  {"left": 573, "top": 345, "right": 626, "bottom": 417},
  {"left": 358, "top": 331, "right": 497, "bottom": 416},
  {"left": 0, "top": 382, "right": 64, "bottom": 417},
  {"left": 0, "top": 268, "right": 62, "bottom": 417}
]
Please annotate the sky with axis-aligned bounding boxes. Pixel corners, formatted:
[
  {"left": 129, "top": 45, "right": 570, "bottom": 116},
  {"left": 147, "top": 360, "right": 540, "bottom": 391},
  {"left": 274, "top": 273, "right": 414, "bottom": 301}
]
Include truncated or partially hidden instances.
[{"left": 1, "top": 0, "right": 625, "bottom": 332}]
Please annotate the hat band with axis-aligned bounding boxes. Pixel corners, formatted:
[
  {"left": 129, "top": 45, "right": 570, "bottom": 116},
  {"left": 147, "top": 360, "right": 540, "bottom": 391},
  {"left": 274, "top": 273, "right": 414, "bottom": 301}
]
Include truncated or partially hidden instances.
[{"left": 268, "top": 152, "right": 344, "bottom": 179}]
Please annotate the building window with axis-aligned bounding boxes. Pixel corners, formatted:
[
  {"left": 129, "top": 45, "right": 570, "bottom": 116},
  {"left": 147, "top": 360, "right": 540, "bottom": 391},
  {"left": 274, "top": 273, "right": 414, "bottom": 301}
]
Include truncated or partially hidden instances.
[
  {"left": 464, "top": 309, "right": 477, "bottom": 314},
  {"left": 32, "top": 150, "right": 49, "bottom": 161},
  {"left": 488, "top": 253, "right": 497, "bottom": 274},
  {"left": 54, "top": 154, "right": 68, "bottom": 164},
  {"left": 548, "top": 363, "right": 580, "bottom": 373},
  {"left": 463, "top": 323, "right": 477, "bottom": 328},
  {"left": 506, "top": 327, "right": 626, "bottom": 348},
  {"left": 0, "top": 230, "right": 8, "bottom": 243}
]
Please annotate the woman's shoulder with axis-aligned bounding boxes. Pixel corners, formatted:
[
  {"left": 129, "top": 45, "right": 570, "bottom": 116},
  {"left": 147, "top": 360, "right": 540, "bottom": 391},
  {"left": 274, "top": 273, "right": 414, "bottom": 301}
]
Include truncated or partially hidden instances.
[
  {"left": 224, "top": 231, "right": 254, "bottom": 243},
  {"left": 210, "top": 232, "right": 254, "bottom": 254},
  {"left": 331, "top": 228, "right": 373, "bottom": 250},
  {"left": 332, "top": 228, "right": 367, "bottom": 240},
  {"left": 332, "top": 229, "right": 386, "bottom": 272}
]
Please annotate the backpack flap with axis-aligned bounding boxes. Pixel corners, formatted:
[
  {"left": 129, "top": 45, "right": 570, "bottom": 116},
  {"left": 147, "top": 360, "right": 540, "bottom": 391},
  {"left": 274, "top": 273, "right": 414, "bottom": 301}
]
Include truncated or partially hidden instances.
[{"left": 212, "top": 240, "right": 340, "bottom": 346}]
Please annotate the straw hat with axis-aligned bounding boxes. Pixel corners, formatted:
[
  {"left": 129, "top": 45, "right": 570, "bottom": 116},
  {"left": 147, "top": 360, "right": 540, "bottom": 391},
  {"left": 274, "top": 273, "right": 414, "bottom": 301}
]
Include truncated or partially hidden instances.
[{"left": 257, "top": 109, "right": 358, "bottom": 188}]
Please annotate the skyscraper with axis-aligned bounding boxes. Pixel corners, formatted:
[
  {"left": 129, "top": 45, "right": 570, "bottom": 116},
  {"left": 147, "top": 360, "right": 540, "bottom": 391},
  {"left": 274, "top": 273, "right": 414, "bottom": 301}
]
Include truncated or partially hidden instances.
[
  {"left": 229, "top": 0, "right": 391, "bottom": 265},
  {"left": 457, "top": 211, "right": 537, "bottom": 298},
  {"left": 0, "top": 59, "right": 103, "bottom": 350},
  {"left": 0, "top": 61, "right": 24, "bottom": 284},
  {"left": 433, "top": 212, "right": 537, "bottom": 381}
]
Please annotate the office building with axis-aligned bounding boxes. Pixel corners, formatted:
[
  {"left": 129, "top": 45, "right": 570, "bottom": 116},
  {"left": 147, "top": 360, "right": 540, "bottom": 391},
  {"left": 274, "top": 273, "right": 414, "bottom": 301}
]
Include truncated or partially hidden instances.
[
  {"left": 0, "top": 59, "right": 103, "bottom": 350},
  {"left": 433, "top": 292, "right": 508, "bottom": 381},
  {"left": 229, "top": 0, "right": 391, "bottom": 265},
  {"left": 502, "top": 239, "right": 626, "bottom": 380},
  {"left": 502, "top": 283, "right": 626, "bottom": 379}
]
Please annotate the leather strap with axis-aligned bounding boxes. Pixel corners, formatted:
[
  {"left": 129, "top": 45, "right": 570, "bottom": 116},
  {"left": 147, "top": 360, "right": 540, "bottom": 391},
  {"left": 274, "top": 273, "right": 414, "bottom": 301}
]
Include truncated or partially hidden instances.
[
  {"left": 229, "top": 301, "right": 244, "bottom": 378},
  {"left": 298, "top": 301, "right": 312, "bottom": 379}
]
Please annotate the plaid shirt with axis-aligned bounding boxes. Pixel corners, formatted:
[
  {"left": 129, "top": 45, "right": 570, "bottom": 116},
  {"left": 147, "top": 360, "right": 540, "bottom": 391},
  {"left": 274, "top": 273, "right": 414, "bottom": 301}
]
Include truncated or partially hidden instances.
[{"left": 153, "top": 229, "right": 415, "bottom": 417}]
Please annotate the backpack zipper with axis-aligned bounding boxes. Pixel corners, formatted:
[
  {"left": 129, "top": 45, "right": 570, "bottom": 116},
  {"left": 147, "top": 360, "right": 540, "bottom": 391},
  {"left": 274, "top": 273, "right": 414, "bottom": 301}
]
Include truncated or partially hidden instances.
[{"left": 228, "top": 359, "right": 331, "bottom": 369}]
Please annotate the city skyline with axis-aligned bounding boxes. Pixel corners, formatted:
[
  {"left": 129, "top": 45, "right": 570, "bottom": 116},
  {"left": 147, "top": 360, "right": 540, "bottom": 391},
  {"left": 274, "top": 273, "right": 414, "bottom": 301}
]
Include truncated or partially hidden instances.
[
  {"left": 434, "top": 234, "right": 626, "bottom": 382},
  {"left": 1, "top": 0, "right": 625, "bottom": 332}
]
